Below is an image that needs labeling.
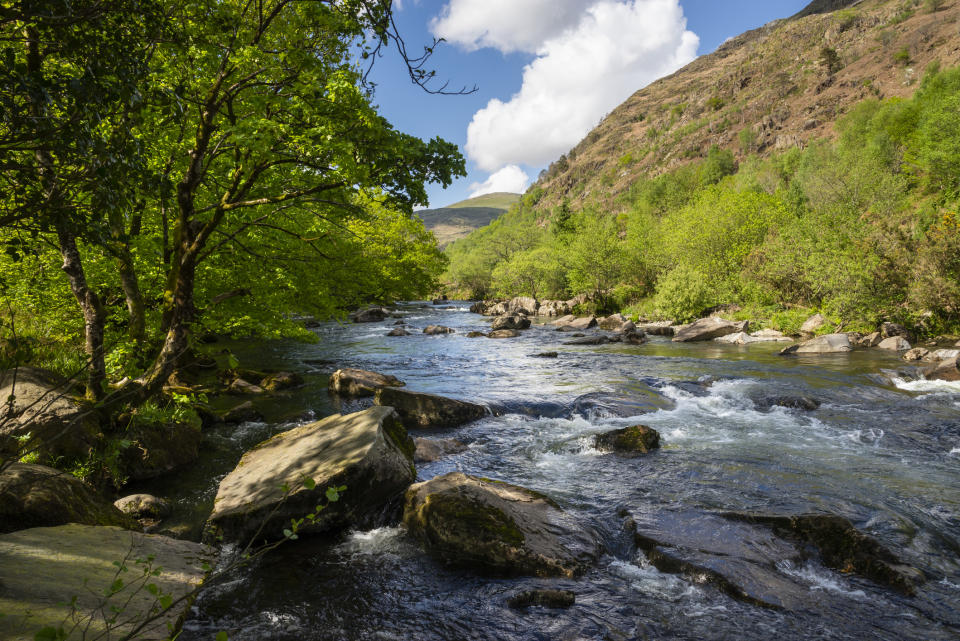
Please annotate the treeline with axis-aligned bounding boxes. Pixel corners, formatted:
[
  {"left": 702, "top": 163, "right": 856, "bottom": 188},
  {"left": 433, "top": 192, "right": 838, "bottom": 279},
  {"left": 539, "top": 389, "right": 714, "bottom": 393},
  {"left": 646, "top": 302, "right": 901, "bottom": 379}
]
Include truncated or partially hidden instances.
[
  {"left": 0, "top": 1, "right": 462, "bottom": 400},
  {"left": 445, "top": 63, "right": 960, "bottom": 335}
]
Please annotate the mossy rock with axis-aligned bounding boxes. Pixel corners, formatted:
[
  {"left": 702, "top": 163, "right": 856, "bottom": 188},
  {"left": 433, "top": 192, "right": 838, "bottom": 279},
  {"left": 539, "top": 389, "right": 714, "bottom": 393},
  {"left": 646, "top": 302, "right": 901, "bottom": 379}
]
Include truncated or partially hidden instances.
[
  {"left": 594, "top": 424, "right": 661, "bottom": 455},
  {"left": 0, "top": 463, "right": 138, "bottom": 534},
  {"left": 403, "top": 472, "right": 599, "bottom": 577}
]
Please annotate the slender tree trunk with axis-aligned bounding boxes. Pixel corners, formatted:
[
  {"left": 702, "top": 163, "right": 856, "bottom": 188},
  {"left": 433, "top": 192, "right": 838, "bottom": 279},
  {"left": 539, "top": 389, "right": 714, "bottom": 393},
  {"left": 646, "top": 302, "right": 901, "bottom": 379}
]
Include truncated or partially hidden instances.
[
  {"left": 108, "top": 209, "right": 146, "bottom": 344},
  {"left": 56, "top": 225, "right": 108, "bottom": 401}
]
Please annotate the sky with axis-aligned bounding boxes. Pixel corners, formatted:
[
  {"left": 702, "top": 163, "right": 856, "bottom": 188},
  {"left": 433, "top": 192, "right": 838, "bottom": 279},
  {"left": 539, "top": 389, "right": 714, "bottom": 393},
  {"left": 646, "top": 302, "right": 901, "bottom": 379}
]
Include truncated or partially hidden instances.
[{"left": 367, "top": 0, "right": 812, "bottom": 208}]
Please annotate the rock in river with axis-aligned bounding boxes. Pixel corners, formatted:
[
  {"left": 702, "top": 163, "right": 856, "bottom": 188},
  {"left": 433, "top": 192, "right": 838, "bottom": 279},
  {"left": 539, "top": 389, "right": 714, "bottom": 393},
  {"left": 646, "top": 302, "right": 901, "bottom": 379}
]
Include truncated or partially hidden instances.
[
  {"left": 922, "top": 356, "right": 959, "bottom": 382},
  {"left": 507, "top": 589, "right": 576, "bottom": 609},
  {"left": 403, "top": 472, "right": 600, "bottom": 577},
  {"left": 0, "top": 524, "right": 215, "bottom": 641},
  {"left": 350, "top": 306, "right": 389, "bottom": 322},
  {"left": 594, "top": 424, "right": 661, "bottom": 455},
  {"left": 423, "top": 325, "right": 455, "bottom": 335},
  {"left": 328, "top": 368, "right": 405, "bottom": 397},
  {"left": 413, "top": 437, "right": 468, "bottom": 463},
  {"left": 374, "top": 387, "right": 487, "bottom": 429},
  {"left": 488, "top": 329, "right": 520, "bottom": 339},
  {"left": 0, "top": 463, "right": 138, "bottom": 534},
  {"left": 206, "top": 406, "right": 415, "bottom": 544},
  {"left": 114, "top": 493, "right": 172, "bottom": 520},
  {"left": 779, "top": 333, "right": 852, "bottom": 355},
  {"left": 491, "top": 314, "right": 531, "bottom": 331},
  {"left": 673, "top": 318, "right": 747, "bottom": 342}
]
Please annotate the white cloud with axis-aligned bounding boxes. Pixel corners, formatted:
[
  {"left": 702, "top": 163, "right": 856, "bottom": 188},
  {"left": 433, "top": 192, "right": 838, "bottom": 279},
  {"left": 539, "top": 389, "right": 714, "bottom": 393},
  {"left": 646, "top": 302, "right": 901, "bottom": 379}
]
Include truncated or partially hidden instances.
[
  {"left": 459, "top": 0, "right": 699, "bottom": 172},
  {"left": 431, "top": 0, "right": 593, "bottom": 54},
  {"left": 468, "top": 165, "right": 530, "bottom": 198}
]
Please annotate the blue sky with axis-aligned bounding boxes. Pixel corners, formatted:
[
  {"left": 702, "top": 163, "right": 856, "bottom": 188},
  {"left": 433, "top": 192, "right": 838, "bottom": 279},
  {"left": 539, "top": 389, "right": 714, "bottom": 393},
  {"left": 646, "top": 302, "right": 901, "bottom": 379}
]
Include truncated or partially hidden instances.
[{"left": 368, "top": 1, "right": 811, "bottom": 208}]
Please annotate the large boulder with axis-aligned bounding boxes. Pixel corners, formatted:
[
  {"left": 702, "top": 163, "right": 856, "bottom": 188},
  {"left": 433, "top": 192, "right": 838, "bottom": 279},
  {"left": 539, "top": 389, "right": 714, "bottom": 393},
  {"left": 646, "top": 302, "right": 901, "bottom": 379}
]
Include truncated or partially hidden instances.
[
  {"left": 374, "top": 387, "right": 487, "bottom": 429},
  {"left": 594, "top": 425, "right": 661, "bottom": 455},
  {"left": 0, "top": 463, "right": 138, "bottom": 534},
  {"left": 328, "top": 368, "right": 405, "bottom": 397},
  {"left": 403, "top": 472, "right": 600, "bottom": 577},
  {"left": 859, "top": 331, "right": 883, "bottom": 347},
  {"left": 549, "top": 314, "right": 577, "bottom": 326},
  {"left": 0, "top": 367, "right": 97, "bottom": 461},
  {"left": 554, "top": 316, "right": 597, "bottom": 331},
  {"left": 779, "top": 333, "right": 852, "bottom": 355},
  {"left": 491, "top": 315, "right": 531, "bottom": 331},
  {"left": 536, "top": 300, "right": 571, "bottom": 317},
  {"left": 877, "top": 336, "right": 911, "bottom": 351},
  {"left": 800, "top": 313, "right": 827, "bottom": 334},
  {"left": 206, "top": 406, "right": 415, "bottom": 544},
  {"left": 0, "top": 524, "right": 216, "bottom": 641},
  {"left": 672, "top": 318, "right": 747, "bottom": 342},
  {"left": 922, "top": 356, "right": 960, "bottom": 382},
  {"left": 597, "top": 313, "right": 629, "bottom": 330},
  {"left": 114, "top": 493, "right": 172, "bottom": 520},
  {"left": 350, "top": 306, "right": 389, "bottom": 323},
  {"left": 507, "top": 296, "right": 538, "bottom": 316}
]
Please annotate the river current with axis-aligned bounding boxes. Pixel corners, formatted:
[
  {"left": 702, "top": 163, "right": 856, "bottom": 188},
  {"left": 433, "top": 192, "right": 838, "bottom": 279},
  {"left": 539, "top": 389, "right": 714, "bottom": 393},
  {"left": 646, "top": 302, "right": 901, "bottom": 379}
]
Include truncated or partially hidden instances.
[{"left": 161, "top": 302, "right": 960, "bottom": 641}]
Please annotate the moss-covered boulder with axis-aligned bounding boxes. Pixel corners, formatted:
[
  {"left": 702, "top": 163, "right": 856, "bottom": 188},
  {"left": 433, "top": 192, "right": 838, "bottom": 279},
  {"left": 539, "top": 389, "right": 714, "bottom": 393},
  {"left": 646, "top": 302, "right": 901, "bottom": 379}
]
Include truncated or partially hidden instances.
[
  {"left": 328, "top": 368, "right": 405, "bottom": 397},
  {"left": 374, "top": 387, "right": 487, "bottom": 430},
  {"left": 0, "top": 463, "right": 138, "bottom": 534},
  {"left": 594, "top": 425, "right": 661, "bottom": 455},
  {"left": 403, "top": 472, "right": 600, "bottom": 577},
  {"left": 114, "top": 494, "right": 172, "bottom": 520},
  {"left": 206, "top": 406, "right": 414, "bottom": 544},
  {"left": 0, "top": 367, "right": 98, "bottom": 461},
  {"left": 0, "top": 524, "right": 215, "bottom": 640}
]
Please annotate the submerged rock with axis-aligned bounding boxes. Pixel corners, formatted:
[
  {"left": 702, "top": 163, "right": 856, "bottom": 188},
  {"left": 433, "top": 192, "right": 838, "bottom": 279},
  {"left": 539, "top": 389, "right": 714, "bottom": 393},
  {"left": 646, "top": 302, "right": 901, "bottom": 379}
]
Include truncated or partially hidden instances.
[
  {"left": 488, "top": 329, "right": 520, "bottom": 339},
  {"left": 206, "top": 406, "right": 415, "bottom": 544},
  {"left": 594, "top": 425, "right": 661, "bottom": 455},
  {"left": 507, "top": 589, "right": 576, "bottom": 609},
  {"left": 374, "top": 387, "right": 487, "bottom": 429},
  {"left": 260, "top": 371, "right": 303, "bottom": 391},
  {"left": 563, "top": 335, "right": 612, "bottom": 345},
  {"left": 673, "top": 318, "right": 747, "bottom": 342},
  {"left": 779, "top": 333, "right": 851, "bottom": 355},
  {"left": 0, "top": 463, "right": 138, "bottom": 534},
  {"left": 413, "top": 437, "right": 468, "bottom": 463},
  {"left": 0, "top": 524, "right": 216, "bottom": 641},
  {"left": 533, "top": 351, "right": 559, "bottom": 358},
  {"left": 228, "top": 377, "right": 264, "bottom": 394},
  {"left": 757, "top": 396, "right": 820, "bottom": 411},
  {"left": 220, "top": 400, "right": 264, "bottom": 424},
  {"left": 721, "top": 513, "right": 924, "bottom": 596},
  {"left": 491, "top": 314, "right": 531, "bottom": 331},
  {"left": 328, "top": 368, "right": 405, "bottom": 397},
  {"left": 387, "top": 328, "right": 411, "bottom": 336},
  {"left": 403, "top": 472, "right": 600, "bottom": 577},
  {"left": 466, "top": 331, "right": 486, "bottom": 338}
]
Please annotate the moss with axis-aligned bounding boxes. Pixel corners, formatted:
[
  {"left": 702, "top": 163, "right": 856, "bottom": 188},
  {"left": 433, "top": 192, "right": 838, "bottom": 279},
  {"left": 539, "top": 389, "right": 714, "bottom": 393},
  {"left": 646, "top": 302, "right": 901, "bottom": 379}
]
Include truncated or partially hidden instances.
[
  {"left": 420, "top": 492, "right": 524, "bottom": 549},
  {"left": 381, "top": 413, "right": 415, "bottom": 461},
  {"left": 595, "top": 425, "right": 660, "bottom": 454}
]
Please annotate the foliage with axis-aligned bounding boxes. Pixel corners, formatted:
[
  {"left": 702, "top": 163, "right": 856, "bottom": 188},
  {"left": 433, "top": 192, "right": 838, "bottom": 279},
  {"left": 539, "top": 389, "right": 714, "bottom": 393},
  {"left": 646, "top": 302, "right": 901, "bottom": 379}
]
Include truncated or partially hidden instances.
[{"left": 443, "top": 63, "right": 960, "bottom": 336}]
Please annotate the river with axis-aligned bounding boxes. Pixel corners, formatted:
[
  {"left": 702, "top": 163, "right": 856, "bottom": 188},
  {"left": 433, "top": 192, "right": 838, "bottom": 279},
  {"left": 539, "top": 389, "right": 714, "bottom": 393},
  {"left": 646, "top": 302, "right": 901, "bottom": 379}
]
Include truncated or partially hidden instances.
[{"left": 152, "top": 302, "right": 960, "bottom": 640}]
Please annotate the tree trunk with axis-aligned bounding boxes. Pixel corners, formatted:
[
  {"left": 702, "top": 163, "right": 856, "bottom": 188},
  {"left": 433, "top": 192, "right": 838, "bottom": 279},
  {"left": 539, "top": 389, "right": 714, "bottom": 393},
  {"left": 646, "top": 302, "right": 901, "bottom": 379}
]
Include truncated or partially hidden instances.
[{"left": 56, "top": 225, "right": 107, "bottom": 401}]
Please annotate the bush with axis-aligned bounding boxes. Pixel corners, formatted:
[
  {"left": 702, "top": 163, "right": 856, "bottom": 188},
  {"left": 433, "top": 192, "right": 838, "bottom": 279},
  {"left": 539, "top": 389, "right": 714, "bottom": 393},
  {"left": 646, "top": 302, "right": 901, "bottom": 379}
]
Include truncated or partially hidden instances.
[
  {"left": 894, "top": 48, "right": 911, "bottom": 66},
  {"left": 653, "top": 264, "right": 714, "bottom": 323}
]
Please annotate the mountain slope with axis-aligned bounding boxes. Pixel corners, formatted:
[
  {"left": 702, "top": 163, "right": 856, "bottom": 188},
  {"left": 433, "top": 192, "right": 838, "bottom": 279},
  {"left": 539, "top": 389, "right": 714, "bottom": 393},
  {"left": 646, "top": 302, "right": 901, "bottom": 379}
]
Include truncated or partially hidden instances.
[
  {"left": 418, "top": 192, "right": 521, "bottom": 247},
  {"left": 530, "top": 0, "right": 960, "bottom": 216}
]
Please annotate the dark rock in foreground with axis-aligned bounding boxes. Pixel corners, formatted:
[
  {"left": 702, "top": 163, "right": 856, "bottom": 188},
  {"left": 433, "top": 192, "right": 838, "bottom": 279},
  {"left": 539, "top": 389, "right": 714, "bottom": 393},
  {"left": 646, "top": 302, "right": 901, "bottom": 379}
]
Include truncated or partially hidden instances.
[
  {"left": 403, "top": 472, "right": 600, "bottom": 577},
  {"left": 594, "top": 424, "right": 661, "bottom": 455},
  {"left": 375, "top": 387, "right": 487, "bottom": 429},
  {"left": 0, "top": 463, "right": 139, "bottom": 534},
  {"left": 507, "top": 589, "right": 576, "bottom": 609},
  {"left": 206, "top": 406, "right": 415, "bottom": 544}
]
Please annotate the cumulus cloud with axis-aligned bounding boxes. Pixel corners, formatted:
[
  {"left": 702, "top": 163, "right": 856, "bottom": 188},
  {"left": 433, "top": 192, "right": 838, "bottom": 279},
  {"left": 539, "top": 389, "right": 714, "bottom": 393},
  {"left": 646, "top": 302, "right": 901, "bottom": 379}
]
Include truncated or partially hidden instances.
[
  {"left": 431, "top": 0, "right": 593, "bottom": 54},
  {"left": 468, "top": 165, "right": 530, "bottom": 198},
  {"left": 450, "top": 0, "right": 699, "bottom": 172}
]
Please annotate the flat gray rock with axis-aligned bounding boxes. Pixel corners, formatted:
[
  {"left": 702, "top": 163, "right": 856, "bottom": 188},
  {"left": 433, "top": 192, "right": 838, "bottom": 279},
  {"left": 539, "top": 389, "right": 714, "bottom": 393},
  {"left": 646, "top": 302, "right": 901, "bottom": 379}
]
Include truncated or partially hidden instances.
[{"left": 0, "top": 524, "right": 215, "bottom": 641}]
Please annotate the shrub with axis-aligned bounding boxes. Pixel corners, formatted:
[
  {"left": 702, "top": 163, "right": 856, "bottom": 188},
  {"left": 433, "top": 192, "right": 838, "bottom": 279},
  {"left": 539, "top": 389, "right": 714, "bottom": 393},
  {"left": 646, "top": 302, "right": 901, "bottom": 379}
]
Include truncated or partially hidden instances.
[
  {"left": 653, "top": 264, "right": 714, "bottom": 323},
  {"left": 894, "top": 48, "right": 911, "bottom": 66}
]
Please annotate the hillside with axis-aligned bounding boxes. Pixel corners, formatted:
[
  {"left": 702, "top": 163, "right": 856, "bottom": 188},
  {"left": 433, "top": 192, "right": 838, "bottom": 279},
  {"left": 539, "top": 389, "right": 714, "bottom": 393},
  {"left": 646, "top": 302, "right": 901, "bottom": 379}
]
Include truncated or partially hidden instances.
[
  {"left": 530, "top": 0, "right": 960, "bottom": 216},
  {"left": 417, "top": 192, "right": 521, "bottom": 246}
]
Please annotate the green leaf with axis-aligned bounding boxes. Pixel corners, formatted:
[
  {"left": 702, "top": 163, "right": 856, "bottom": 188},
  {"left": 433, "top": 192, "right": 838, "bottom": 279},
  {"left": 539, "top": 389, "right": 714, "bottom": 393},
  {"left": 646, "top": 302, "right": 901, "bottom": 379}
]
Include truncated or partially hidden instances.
[
  {"left": 216, "top": 631, "right": 229, "bottom": 641},
  {"left": 159, "top": 594, "right": 173, "bottom": 610},
  {"left": 325, "top": 487, "right": 340, "bottom": 502},
  {"left": 302, "top": 477, "right": 316, "bottom": 490},
  {"left": 33, "top": 627, "right": 64, "bottom": 641}
]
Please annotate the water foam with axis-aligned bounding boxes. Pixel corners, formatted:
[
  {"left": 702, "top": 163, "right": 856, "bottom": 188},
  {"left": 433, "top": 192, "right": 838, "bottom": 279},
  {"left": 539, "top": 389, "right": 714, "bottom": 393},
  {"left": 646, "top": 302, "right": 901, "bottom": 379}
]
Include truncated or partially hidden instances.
[
  {"left": 892, "top": 377, "right": 960, "bottom": 394},
  {"left": 776, "top": 560, "right": 867, "bottom": 599},
  {"left": 336, "top": 526, "right": 410, "bottom": 557}
]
